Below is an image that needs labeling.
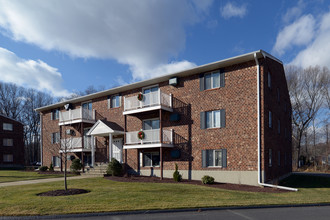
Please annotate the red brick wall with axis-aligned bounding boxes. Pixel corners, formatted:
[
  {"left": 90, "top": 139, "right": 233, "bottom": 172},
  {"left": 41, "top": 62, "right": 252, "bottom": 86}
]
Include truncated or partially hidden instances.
[{"left": 0, "top": 115, "right": 24, "bottom": 166}]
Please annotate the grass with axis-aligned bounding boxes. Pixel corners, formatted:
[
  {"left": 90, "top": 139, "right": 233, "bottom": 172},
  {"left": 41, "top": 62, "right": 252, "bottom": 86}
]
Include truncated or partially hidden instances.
[
  {"left": 0, "top": 174, "right": 330, "bottom": 216},
  {"left": 0, "top": 170, "right": 74, "bottom": 183}
]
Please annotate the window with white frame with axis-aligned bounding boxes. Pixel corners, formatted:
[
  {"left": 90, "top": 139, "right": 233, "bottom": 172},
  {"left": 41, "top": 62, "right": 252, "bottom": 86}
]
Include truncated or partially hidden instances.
[
  {"left": 109, "top": 94, "right": 121, "bottom": 108},
  {"left": 205, "top": 71, "right": 220, "bottom": 90},
  {"left": 143, "top": 152, "right": 160, "bottom": 167},
  {"left": 269, "top": 149, "right": 272, "bottom": 167},
  {"left": 202, "top": 149, "right": 227, "bottom": 167},
  {"left": 51, "top": 109, "right": 59, "bottom": 120},
  {"left": 51, "top": 132, "right": 60, "bottom": 144},
  {"left": 3, "top": 154, "right": 13, "bottom": 162},
  {"left": 3, "top": 123, "right": 13, "bottom": 131},
  {"left": 268, "top": 72, "right": 272, "bottom": 89},
  {"left": 269, "top": 111, "right": 272, "bottom": 128},
  {"left": 3, "top": 138, "right": 13, "bottom": 146},
  {"left": 200, "top": 109, "right": 225, "bottom": 129},
  {"left": 52, "top": 156, "right": 61, "bottom": 167},
  {"left": 82, "top": 101, "right": 92, "bottom": 110}
]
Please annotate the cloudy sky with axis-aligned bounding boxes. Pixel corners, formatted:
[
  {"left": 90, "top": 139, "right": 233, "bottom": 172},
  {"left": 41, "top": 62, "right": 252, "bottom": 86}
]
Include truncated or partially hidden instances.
[{"left": 0, "top": 0, "right": 329, "bottom": 97}]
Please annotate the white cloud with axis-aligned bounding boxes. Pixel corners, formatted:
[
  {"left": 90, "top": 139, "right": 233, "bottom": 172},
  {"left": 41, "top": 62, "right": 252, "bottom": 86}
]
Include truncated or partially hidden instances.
[
  {"left": 282, "top": 0, "right": 305, "bottom": 23},
  {"left": 220, "top": 2, "right": 247, "bottom": 19},
  {"left": 272, "top": 14, "right": 315, "bottom": 56},
  {"left": 0, "top": 47, "right": 70, "bottom": 97},
  {"left": 0, "top": 0, "right": 212, "bottom": 81},
  {"left": 290, "top": 11, "right": 330, "bottom": 69}
]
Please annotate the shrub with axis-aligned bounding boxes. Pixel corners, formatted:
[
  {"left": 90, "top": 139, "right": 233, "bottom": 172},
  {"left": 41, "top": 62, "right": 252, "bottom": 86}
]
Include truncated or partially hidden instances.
[
  {"left": 49, "top": 163, "right": 54, "bottom": 172},
  {"left": 173, "top": 164, "right": 182, "bottom": 182},
  {"left": 39, "top": 166, "right": 48, "bottom": 172},
  {"left": 70, "top": 159, "right": 83, "bottom": 173},
  {"left": 106, "top": 158, "right": 122, "bottom": 176},
  {"left": 202, "top": 175, "right": 214, "bottom": 184}
]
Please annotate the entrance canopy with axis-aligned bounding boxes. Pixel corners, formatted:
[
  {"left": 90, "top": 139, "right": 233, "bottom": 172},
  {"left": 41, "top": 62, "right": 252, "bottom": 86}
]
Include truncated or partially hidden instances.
[{"left": 87, "top": 120, "right": 125, "bottom": 137}]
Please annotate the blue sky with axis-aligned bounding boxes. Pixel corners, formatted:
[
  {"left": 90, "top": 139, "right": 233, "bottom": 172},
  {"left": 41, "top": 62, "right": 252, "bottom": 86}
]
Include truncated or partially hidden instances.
[{"left": 0, "top": 0, "right": 329, "bottom": 97}]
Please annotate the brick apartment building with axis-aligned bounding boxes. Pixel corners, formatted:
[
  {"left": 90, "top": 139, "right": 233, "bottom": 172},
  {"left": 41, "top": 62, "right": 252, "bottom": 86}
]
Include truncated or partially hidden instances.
[
  {"left": 0, "top": 114, "right": 24, "bottom": 168},
  {"left": 36, "top": 50, "right": 292, "bottom": 186}
]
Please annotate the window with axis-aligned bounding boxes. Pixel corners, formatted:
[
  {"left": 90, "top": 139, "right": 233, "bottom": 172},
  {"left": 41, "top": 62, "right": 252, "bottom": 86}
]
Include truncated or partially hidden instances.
[
  {"left": 278, "top": 120, "right": 281, "bottom": 134},
  {"left": 3, "top": 154, "right": 13, "bottom": 162},
  {"left": 205, "top": 71, "right": 220, "bottom": 90},
  {"left": 202, "top": 149, "right": 227, "bottom": 168},
  {"left": 3, "top": 123, "right": 13, "bottom": 131},
  {"left": 82, "top": 101, "right": 92, "bottom": 110},
  {"left": 51, "top": 109, "right": 59, "bottom": 120},
  {"left": 52, "top": 156, "right": 61, "bottom": 167},
  {"left": 200, "top": 70, "right": 225, "bottom": 91},
  {"left": 269, "top": 111, "right": 272, "bottom": 128},
  {"left": 277, "top": 88, "right": 280, "bottom": 102},
  {"left": 143, "top": 86, "right": 159, "bottom": 106},
  {"left": 3, "top": 138, "right": 13, "bottom": 146},
  {"left": 268, "top": 72, "right": 272, "bottom": 89},
  {"left": 143, "top": 119, "right": 160, "bottom": 130},
  {"left": 143, "top": 152, "right": 160, "bottom": 167},
  {"left": 109, "top": 94, "right": 121, "bottom": 108},
  {"left": 269, "top": 149, "right": 272, "bottom": 167},
  {"left": 200, "top": 109, "right": 225, "bottom": 129},
  {"left": 278, "top": 151, "right": 281, "bottom": 166},
  {"left": 52, "top": 132, "right": 60, "bottom": 144}
]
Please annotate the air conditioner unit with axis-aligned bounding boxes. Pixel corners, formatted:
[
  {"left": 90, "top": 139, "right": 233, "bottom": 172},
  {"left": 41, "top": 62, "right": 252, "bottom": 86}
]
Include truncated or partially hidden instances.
[{"left": 66, "top": 129, "right": 75, "bottom": 135}]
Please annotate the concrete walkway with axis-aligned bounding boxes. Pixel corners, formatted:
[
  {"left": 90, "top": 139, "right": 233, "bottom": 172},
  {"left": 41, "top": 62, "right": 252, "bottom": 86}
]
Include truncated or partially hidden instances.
[{"left": 0, "top": 175, "right": 96, "bottom": 188}]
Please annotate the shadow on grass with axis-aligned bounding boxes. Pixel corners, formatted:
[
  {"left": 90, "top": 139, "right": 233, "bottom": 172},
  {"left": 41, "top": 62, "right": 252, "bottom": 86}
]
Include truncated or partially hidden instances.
[{"left": 280, "top": 174, "right": 330, "bottom": 188}]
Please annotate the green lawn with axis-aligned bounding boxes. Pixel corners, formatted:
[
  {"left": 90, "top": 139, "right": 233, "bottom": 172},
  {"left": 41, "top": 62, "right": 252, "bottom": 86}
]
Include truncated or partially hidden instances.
[
  {"left": 0, "top": 170, "right": 73, "bottom": 183},
  {"left": 0, "top": 174, "right": 330, "bottom": 216}
]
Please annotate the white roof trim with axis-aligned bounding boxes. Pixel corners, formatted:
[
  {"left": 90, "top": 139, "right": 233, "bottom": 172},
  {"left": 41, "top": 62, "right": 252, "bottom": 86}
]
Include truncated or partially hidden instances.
[{"left": 87, "top": 120, "right": 124, "bottom": 136}]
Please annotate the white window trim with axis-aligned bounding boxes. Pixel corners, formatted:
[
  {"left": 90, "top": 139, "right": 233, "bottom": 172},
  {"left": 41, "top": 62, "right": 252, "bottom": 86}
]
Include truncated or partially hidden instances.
[
  {"left": 204, "top": 71, "right": 220, "bottom": 90},
  {"left": 206, "top": 110, "right": 221, "bottom": 129},
  {"left": 108, "top": 94, "right": 121, "bottom": 109},
  {"left": 81, "top": 100, "right": 93, "bottom": 109},
  {"left": 142, "top": 118, "right": 160, "bottom": 130},
  {"left": 142, "top": 84, "right": 159, "bottom": 93},
  {"left": 207, "top": 149, "right": 222, "bottom": 168},
  {"left": 143, "top": 151, "right": 160, "bottom": 167},
  {"left": 3, "top": 123, "right": 13, "bottom": 131}
]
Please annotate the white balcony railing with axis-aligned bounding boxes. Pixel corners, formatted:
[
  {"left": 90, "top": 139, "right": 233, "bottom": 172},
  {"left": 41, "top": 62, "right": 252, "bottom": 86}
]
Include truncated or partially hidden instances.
[
  {"left": 59, "top": 108, "right": 95, "bottom": 123},
  {"left": 124, "top": 90, "right": 172, "bottom": 112},
  {"left": 60, "top": 137, "right": 91, "bottom": 150},
  {"left": 125, "top": 129, "right": 173, "bottom": 145}
]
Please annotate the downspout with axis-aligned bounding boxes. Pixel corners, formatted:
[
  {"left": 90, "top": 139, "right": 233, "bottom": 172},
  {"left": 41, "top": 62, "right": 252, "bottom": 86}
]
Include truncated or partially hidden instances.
[
  {"left": 254, "top": 52, "right": 297, "bottom": 192},
  {"left": 40, "top": 113, "right": 43, "bottom": 165}
]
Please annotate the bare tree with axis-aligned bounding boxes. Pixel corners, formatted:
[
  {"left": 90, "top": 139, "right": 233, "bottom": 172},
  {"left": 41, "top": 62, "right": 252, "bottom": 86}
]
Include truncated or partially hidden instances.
[
  {"left": 0, "top": 82, "right": 25, "bottom": 120},
  {"left": 286, "top": 65, "right": 329, "bottom": 167}
]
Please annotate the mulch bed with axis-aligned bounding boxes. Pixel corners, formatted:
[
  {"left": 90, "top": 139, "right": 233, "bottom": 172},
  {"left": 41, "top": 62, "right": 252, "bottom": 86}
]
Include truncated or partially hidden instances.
[
  {"left": 105, "top": 175, "right": 288, "bottom": 193},
  {"left": 37, "top": 189, "right": 90, "bottom": 196}
]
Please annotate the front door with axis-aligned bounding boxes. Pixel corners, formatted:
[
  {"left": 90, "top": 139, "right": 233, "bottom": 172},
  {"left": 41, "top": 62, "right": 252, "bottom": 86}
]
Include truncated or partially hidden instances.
[{"left": 113, "top": 138, "right": 123, "bottom": 163}]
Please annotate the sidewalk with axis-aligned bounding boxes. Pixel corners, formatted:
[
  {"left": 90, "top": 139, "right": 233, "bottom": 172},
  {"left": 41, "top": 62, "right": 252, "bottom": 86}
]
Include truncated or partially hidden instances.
[{"left": 0, "top": 175, "right": 95, "bottom": 188}]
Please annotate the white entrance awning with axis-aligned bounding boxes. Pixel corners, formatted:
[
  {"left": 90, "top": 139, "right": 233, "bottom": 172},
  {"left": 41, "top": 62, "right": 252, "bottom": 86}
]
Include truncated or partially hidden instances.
[{"left": 86, "top": 120, "right": 125, "bottom": 137}]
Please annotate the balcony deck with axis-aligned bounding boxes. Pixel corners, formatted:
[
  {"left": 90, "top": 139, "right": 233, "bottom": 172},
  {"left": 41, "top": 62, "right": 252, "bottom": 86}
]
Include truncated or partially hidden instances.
[
  {"left": 59, "top": 137, "right": 92, "bottom": 153},
  {"left": 123, "top": 129, "right": 174, "bottom": 149},
  {"left": 123, "top": 90, "right": 173, "bottom": 115},
  {"left": 59, "top": 108, "right": 96, "bottom": 125}
]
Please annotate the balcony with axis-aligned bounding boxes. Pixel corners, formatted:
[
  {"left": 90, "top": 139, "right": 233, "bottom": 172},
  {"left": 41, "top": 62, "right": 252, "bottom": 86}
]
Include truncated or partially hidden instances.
[
  {"left": 59, "top": 108, "right": 96, "bottom": 125},
  {"left": 124, "top": 129, "right": 174, "bottom": 149},
  {"left": 60, "top": 137, "right": 92, "bottom": 152},
  {"left": 123, "top": 90, "right": 173, "bottom": 115}
]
